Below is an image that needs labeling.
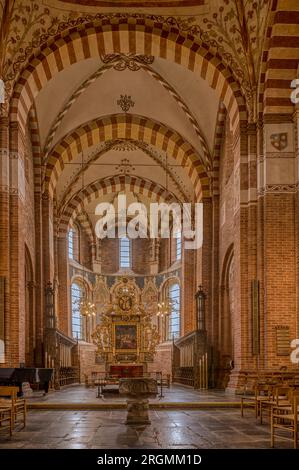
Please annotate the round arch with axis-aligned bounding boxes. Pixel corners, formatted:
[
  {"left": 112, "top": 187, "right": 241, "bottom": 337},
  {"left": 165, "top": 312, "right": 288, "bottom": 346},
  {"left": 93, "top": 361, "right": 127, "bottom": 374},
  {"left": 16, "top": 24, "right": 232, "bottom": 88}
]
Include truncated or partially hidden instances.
[
  {"left": 74, "top": 211, "right": 96, "bottom": 246},
  {"left": 70, "top": 274, "right": 94, "bottom": 294},
  {"left": 159, "top": 275, "right": 181, "bottom": 295},
  {"left": 58, "top": 173, "right": 183, "bottom": 236},
  {"left": 219, "top": 243, "right": 235, "bottom": 374}
]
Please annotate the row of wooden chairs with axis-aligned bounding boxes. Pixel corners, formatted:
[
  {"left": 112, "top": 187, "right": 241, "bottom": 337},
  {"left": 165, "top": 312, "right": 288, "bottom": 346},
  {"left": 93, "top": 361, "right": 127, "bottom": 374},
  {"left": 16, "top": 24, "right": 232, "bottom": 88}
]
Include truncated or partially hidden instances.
[
  {"left": 0, "top": 386, "right": 27, "bottom": 437},
  {"left": 271, "top": 390, "right": 299, "bottom": 448},
  {"left": 0, "top": 406, "right": 13, "bottom": 437},
  {"left": 240, "top": 379, "right": 299, "bottom": 448}
]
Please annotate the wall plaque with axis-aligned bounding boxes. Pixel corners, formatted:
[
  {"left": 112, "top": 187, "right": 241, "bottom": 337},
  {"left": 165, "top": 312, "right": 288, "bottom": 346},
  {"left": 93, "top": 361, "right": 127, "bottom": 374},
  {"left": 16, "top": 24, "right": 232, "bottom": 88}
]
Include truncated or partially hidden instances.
[{"left": 275, "top": 326, "right": 290, "bottom": 356}]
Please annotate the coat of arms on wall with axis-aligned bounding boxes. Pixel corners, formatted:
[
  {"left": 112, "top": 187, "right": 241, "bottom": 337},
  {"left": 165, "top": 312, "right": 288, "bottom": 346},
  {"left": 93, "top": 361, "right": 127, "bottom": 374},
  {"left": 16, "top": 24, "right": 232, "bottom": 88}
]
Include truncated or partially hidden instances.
[{"left": 270, "top": 133, "right": 288, "bottom": 151}]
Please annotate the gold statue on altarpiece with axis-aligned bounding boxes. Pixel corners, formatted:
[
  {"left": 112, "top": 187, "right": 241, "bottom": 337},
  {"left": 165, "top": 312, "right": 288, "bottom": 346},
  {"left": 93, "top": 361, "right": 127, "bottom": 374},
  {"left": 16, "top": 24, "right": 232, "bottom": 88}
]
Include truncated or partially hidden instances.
[{"left": 91, "top": 277, "right": 160, "bottom": 364}]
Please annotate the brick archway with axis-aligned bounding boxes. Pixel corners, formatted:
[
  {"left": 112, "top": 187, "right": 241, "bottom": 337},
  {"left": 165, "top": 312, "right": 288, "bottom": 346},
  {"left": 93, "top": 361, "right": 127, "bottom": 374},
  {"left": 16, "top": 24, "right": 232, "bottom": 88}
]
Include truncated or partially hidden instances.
[
  {"left": 46, "top": 114, "right": 210, "bottom": 200},
  {"left": 10, "top": 19, "right": 247, "bottom": 134},
  {"left": 58, "top": 173, "right": 181, "bottom": 236}
]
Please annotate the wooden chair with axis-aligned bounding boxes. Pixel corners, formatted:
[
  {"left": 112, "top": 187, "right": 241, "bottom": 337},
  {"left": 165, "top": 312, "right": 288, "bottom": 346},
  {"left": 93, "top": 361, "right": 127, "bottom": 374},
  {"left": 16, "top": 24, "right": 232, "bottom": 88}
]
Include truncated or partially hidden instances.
[
  {"left": 0, "top": 405, "right": 13, "bottom": 437},
  {"left": 241, "top": 382, "right": 274, "bottom": 419},
  {"left": 259, "top": 385, "right": 290, "bottom": 424},
  {"left": 0, "top": 386, "right": 27, "bottom": 429},
  {"left": 271, "top": 391, "right": 299, "bottom": 448}
]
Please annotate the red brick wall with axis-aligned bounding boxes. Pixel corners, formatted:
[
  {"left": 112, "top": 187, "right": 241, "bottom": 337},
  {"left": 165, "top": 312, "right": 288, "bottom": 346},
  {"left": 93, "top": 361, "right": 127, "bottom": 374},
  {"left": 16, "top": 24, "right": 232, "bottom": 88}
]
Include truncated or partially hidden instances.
[
  {"left": 159, "top": 238, "right": 170, "bottom": 272},
  {"left": 132, "top": 238, "right": 151, "bottom": 274},
  {"left": 262, "top": 193, "right": 296, "bottom": 368},
  {"left": 100, "top": 238, "right": 119, "bottom": 274},
  {"left": 79, "top": 229, "right": 92, "bottom": 270}
]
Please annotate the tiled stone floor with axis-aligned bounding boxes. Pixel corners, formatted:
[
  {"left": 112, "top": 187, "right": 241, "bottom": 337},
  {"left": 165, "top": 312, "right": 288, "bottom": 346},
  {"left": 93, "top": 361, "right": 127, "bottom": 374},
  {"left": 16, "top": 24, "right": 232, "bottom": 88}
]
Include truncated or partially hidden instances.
[
  {"left": 28, "top": 384, "right": 237, "bottom": 404},
  {"left": 0, "top": 409, "right": 293, "bottom": 449}
]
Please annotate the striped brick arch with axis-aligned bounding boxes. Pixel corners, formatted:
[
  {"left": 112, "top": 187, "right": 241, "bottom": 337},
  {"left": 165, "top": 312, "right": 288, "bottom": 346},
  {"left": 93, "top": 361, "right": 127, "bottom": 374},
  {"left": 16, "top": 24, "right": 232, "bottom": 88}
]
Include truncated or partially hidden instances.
[
  {"left": 58, "top": 174, "right": 180, "bottom": 236},
  {"left": 28, "top": 105, "right": 42, "bottom": 192},
  {"left": 10, "top": 18, "right": 247, "bottom": 135},
  {"left": 74, "top": 211, "right": 95, "bottom": 245},
  {"left": 212, "top": 103, "right": 226, "bottom": 196},
  {"left": 259, "top": 1, "right": 299, "bottom": 117},
  {"left": 46, "top": 114, "right": 210, "bottom": 200},
  {"left": 43, "top": 61, "right": 212, "bottom": 170}
]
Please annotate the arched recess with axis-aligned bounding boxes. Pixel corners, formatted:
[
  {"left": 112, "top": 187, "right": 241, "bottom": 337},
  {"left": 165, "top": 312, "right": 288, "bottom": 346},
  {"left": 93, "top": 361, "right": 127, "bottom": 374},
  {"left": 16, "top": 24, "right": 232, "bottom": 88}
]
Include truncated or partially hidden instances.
[
  {"left": 58, "top": 174, "right": 182, "bottom": 236},
  {"left": 219, "top": 244, "right": 235, "bottom": 378},
  {"left": 70, "top": 275, "right": 94, "bottom": 341},
  {"left": 45, "top": 114, "right": 209, "bottom": 200},
  {"left": 159, "top": 276, "right": 181, "bottom": 342},
  {"left": 10, "top": 19, "right": 247, "bottom": 134},
  {"left": 75, "top": 211, "right": 95, "bottom": 247},
  {"left": 25, "top": 245, "right": 35, "bottom": 366}
]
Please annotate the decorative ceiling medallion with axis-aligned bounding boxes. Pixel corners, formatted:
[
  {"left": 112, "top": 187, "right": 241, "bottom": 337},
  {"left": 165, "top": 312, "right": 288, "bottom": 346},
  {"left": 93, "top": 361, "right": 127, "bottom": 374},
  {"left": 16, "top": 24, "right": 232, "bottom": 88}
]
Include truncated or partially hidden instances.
[
  {"left": 101, "top": 53, "right": 154, "bottom": 71},
  {"left": 115, "top": 158, "right": 136, "bottom": 174},
  {"left": 117, "top": 94, "right": 135, "bottom": 113}
]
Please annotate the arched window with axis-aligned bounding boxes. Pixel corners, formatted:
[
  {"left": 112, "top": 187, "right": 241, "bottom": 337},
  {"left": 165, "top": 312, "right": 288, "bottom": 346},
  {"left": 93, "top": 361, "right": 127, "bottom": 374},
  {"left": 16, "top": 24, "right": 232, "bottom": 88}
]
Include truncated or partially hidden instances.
[
  {"left": 168, "top": 283, "right": 180, "bottom": 340},
  {"left": 71, "top": 282, "right": 83, "bottom": 339},
  {"left": 119, "top": 237, "right": 131, "bottom": 268},
  {"left": 68, "top": 226, "right": 79, "bottom": 261},
  {"left": 176, "top": 232, "right": 182, "bottom": 261},
  {"left": 68, "top": 229, "right": 74, "bottom": 259}
]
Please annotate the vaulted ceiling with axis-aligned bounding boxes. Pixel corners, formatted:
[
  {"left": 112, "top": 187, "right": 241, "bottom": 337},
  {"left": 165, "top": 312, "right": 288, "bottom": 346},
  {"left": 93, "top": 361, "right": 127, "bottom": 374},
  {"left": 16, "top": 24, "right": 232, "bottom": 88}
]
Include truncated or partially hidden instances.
[
  {"left": 2, "top": 0, "right": 298, "bottom": 233},
  {"left": 34, "top": 53, "right": 219, "bottom": 230}
]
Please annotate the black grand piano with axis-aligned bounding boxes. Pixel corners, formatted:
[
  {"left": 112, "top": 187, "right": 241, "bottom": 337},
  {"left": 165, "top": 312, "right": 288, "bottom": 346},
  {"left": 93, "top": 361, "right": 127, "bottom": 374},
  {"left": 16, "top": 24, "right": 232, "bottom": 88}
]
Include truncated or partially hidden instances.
[{"left": 0, "top": 368, "right": 53, "bottom": 395}]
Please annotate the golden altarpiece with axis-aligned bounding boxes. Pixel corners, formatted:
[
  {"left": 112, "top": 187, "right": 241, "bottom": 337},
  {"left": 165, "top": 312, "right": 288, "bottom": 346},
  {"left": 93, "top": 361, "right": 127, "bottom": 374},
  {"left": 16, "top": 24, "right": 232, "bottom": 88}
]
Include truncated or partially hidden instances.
[{"left": 92, "top": 277, "right": 160, "bottom": 376}]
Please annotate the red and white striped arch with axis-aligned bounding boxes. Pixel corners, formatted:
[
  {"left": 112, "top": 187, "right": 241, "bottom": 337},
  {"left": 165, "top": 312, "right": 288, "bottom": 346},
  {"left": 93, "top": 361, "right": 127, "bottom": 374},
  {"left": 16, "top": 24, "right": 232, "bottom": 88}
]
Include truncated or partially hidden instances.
[
  {"left": 74, "top": 210, "right": 95, "bottom": 246},
  {"left": 259, "top": 1, "right": 299, "bottom": 117},
  {"left": 58, "top": 174, "right": 181, "bottom": 236},
  {"left": 10, "top": 19, "right": 247, "bottom": 135},
  {"left": 46, "top": 114, "right": 210, "bottom": 200}
]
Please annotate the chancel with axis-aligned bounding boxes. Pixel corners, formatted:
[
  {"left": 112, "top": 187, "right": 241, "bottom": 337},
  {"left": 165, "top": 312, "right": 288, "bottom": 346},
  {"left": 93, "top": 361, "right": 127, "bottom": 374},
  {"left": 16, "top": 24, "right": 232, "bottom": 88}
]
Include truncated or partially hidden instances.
[{"left": 0, "top": 0, "right": 299, "bottom": 451}]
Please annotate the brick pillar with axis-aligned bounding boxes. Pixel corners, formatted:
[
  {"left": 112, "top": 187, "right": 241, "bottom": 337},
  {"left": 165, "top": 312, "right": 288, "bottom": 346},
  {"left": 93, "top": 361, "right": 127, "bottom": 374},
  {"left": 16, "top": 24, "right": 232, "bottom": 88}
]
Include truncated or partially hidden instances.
[
  {"left": 33, "top": 191, "right": 44, "bottom": 366},
  {"left": 42, "top": 191, "right": 54, "bottom": 283},
  {"left": 182, "top": 237, "right": 196, "bottom": 335},
  {"left": 0, "top": 117, "right": 10, "bottom": 365},
  {"left": 57, "top": 235, "right": 70, "bottom": 336},
  {"left": 9, "top": 121, "right": 26, "bottom": 365},
  {"left": 258, "top": 116, "right": 296, "bottom": 369},
  {"left": 227, "top": 122, "right": 252, "bottom": 389},
  {"left": 211, "top": 194, "right": 220, "bottom": 351},
  {"left": 200, "top": 198, "right": 213, "bottom": 342}
]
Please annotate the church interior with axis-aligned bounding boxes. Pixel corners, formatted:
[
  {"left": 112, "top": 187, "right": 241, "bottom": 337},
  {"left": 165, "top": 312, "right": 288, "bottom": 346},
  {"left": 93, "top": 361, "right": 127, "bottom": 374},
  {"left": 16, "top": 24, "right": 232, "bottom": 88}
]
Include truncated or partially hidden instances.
[{"left": 0, "top": 0, "right": 299, "bottom": 450}]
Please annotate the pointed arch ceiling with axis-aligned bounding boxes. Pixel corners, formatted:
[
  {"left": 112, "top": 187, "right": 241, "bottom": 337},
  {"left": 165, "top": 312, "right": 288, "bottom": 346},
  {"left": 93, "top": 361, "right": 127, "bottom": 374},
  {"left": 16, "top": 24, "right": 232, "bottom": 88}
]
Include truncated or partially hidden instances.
[
  {"left": 58, "top": 174, "right": 181, "bottom": 235},
  {"left": 45, "top": 114, "right": 210, "bottom": 200},
  {"left": 11, "top": 18, "right": 246, "bottom": 134}
]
